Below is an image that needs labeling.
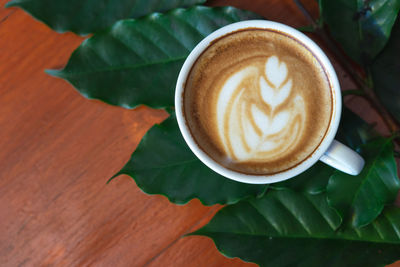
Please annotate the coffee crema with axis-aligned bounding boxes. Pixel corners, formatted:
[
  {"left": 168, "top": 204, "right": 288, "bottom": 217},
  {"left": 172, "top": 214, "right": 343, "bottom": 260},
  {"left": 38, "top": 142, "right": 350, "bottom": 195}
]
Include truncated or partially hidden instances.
[{"left": 183, "top": 28, "right": 333, "bottom": 175}]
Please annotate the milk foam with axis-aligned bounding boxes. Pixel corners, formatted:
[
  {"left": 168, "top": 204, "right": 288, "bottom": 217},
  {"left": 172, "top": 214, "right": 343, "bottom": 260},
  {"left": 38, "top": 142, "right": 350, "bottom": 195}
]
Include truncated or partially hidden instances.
[
  {"left": 217, "top": 56, "right": 305, "bottom": 162},
  {"left": 183, "top": 29, "right": 332, "bottom": 174}
]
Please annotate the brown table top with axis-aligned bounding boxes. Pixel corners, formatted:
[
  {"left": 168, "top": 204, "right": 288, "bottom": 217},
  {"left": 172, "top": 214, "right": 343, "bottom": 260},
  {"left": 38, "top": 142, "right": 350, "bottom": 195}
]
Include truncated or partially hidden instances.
[{"left": 1, "top": 0, "right": 399, "bottom": 266}]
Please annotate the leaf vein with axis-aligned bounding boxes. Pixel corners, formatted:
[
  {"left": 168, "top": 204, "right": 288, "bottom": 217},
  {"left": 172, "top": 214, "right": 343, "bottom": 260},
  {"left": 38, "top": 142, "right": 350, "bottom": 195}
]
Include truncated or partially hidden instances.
[
  {"left": 133, "top": 158, "right": 198, "bottom": 171},
  {"left": 108, "top": 32, "right": 147, "bottom": 62},
  {"left": 248, "top": 201, "right": 283, "bottom": 235},
  {"left": 61, "top": 56, "right": 187, "bottom": 77}
]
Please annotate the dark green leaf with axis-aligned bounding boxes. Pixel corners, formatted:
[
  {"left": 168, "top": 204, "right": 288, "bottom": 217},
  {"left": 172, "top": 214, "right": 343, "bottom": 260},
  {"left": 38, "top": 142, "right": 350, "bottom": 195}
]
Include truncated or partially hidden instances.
[
  {"left": 46, "top": 6, "right": 261, "bottom": 109},
  {"left": 335, "top": 107, "right": 378, "bottom": 151},
  {"left": 327, "top": 137, "right": 400, "bottom": 227},
  {"left": 271, "top": 162, "right": 335, "bottom": 194},
  {"left": 320, "top": 0, "right": 400, "bottom": 63},
  {"left": 193, "top": 189, "right": 400, "bottom": 267},
  {"left": 5, "top": 0, "right": 206, "bottom": 35},
  {"left": 371, "top": 17, "right": 400, "bottom": 122},
  {"left": 112, "top": 112, "right": 268, "bottom": 205}
]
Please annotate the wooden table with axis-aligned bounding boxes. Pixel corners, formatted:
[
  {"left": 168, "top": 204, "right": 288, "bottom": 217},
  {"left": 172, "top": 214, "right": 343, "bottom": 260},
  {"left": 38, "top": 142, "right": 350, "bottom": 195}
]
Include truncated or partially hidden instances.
[{"left": 1, "top": 0, "right": 399, "bottom": 266}]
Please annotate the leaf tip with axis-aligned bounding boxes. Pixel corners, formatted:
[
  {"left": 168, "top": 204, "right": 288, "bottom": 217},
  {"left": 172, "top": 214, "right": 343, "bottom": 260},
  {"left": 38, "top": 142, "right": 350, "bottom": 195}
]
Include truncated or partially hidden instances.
[
  {"left": 5, "top": 1, "right": 18, "bottom": 8},
  {"left": 45, "top": 69, "right": 64, "bottom": 78},
  {"left": 185, "top": 229, "right": 203, "bottom": 237},
  {"left": 106, "top": 172, "right": 122, "bottom": 184}
]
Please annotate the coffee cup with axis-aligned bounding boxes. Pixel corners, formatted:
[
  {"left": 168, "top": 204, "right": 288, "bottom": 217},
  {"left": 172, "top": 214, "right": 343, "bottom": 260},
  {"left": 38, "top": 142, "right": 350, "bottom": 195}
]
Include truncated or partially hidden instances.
[{"left": 175, "top": 20, "right": 365, "bottom": 184}]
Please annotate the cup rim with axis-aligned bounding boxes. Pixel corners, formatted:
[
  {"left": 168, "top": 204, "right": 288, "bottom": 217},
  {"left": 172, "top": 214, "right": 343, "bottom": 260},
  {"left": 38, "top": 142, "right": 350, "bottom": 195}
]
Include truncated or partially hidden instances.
[{"left": 175, "top": 20, "right": 341, "bottom": 184}]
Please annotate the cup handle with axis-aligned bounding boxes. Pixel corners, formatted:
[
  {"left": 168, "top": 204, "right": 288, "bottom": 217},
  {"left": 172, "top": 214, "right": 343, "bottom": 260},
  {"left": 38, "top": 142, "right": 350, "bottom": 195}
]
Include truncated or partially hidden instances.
[{"left": 319, "top": 140, "right": 365, "bottom": 175}]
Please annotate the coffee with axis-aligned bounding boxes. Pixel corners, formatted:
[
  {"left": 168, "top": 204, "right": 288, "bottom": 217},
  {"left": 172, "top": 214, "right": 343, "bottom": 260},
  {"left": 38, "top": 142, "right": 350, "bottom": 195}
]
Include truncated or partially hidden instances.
[{"left": 183, "top": 28, "right": 333, "bottom": 175}]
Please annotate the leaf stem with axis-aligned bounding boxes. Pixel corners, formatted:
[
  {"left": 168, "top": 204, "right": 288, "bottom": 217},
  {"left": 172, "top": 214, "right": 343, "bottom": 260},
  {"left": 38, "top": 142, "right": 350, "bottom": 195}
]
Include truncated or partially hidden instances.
[
  {"left": 361, "top": 89, "right": 400, "bottom": 134},
  {"left": 342, "top": 89, "right": 365, "bottom": 97},
  {"left": 296, "top": 25, "right": 315, "bottom": 33},
  {"left": 293, "top": 0, "right": 318, "bottom": 29},
  {"left": 294, "top": 0, "right": 400, "bottom": 135}
]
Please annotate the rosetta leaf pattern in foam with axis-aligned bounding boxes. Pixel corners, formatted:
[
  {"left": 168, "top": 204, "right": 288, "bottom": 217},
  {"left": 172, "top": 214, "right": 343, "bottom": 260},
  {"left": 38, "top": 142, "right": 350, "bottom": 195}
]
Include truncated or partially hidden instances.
[{"left": 218, "top": 56, "right": 305, "bottom": 162}]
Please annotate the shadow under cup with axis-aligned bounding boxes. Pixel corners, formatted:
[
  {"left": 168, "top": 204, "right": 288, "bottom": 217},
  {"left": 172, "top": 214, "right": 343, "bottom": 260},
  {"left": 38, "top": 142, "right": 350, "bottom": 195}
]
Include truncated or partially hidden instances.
[{"left": 175, "top": 20, "right": 342, "bottom": 184}]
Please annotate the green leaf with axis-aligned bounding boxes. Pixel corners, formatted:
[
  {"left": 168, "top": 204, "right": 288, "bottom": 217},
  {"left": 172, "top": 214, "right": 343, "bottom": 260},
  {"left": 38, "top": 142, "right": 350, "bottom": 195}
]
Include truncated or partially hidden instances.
[
  {"left": 327, "top": 137, "right": 400, "bottom": 227},
  {"left": 46, "top": 6, "right": 261, "bottom": 109},
  {"left": 371, "top": 17, "right": 400, "bottom": 122},
  {"left": 320, "top": 0, "right": 400, "bottom": 63},
  {"left": 112, "top": 112, "right": 268, "bottom": 205},
  {"left": 5, "top": 0, "right": 206, "bottom": 35},
  {"left": 271, "top": 162, "right": 336, "bottom": 194},
  {"left": 193, "top": 189, "right": 400, "bottom": 267},
  {"left": 335, "top": 108, "right": 378, "bottom": 151}
]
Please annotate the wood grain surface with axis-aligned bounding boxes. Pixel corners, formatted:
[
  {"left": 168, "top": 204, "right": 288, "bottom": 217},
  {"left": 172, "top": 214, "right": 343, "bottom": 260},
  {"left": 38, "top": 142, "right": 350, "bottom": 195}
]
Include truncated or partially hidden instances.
[{"left": 1, "top": 0, "right": 399, "bottom": 266}]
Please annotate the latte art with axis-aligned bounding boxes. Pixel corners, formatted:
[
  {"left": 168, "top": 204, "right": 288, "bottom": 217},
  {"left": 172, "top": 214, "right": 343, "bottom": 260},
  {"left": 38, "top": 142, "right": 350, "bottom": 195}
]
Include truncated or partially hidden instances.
[
  {"left": 217, "top": 56, "right": 306, "bottom": 162},
  {"left": 184, "top": 29, "right": 333, "bottom": 174}
]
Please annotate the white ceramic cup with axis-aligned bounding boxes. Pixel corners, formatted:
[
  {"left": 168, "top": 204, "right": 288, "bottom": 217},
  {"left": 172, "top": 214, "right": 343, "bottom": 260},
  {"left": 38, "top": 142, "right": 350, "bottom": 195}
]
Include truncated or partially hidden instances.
[{"left": 175, "top": 20, "right": 365, "bottom": 184}]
